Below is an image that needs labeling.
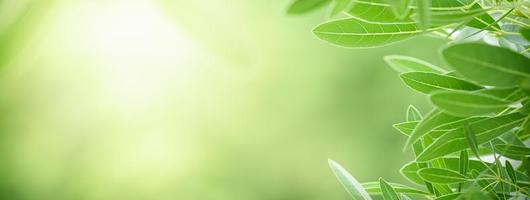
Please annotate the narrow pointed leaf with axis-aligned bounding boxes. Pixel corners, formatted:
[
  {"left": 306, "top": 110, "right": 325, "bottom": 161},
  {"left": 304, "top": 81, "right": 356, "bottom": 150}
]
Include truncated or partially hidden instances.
[
  {"left": 429, "top": 91, "right": 510, "bottom": 117},
  {"left": 505, "top": 160, "right": 517, "bottom": 184},
  {"left": 361, "top": 182, "right": 429, "bottom": 195},
  {"left": 405, "top": 109, "right": 463, "bottom": 149},
  {"left": 495, "top": 144, "right": 530, "bottom": 157},
  {"left": 442, "top": 43, "right": 530, "bottom": 87},
  {"left": 458, "top": 150, "right": 469, "bottom": 175},
  {"left": 287, "top": 0, "right": 330, "bottom": 14},
  {"left": 406, "top": 105, "right": 422, "bottom": 121},
  {"left": 464, "top": 122, "right": 480, "bottom": 159},
  {"left": 465, "top": 4, "right": 499, "bottom": 30},
  {"left": 393, "top": 121, "right": 418, "bottom": 136},
  {"left": 379, "top": 178, "right": 401, "bottom": 200},
  {"left": 435, "top": 193, "right": 462, "bottom": 200},
  {"left": 313, "top": 18, "right": 422, "bottom": 48},
  {"left": 400, "top": 72, "right": 483, "bottom": 94},
  {"left": 417, "top": 112, "right": 526, "bottom": 162},
  {"left": 384, "top": 55, "right": 446, "bottom": 73},
  {"left": 329, "top": 160, "right": 373, "bottom": 200},
  {"left": 418, "top": 168, "right": 469, "bottom": 184}
]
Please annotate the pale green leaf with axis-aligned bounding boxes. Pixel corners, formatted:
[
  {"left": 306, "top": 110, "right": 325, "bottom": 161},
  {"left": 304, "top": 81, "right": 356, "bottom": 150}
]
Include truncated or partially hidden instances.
[
  {"left": 384, "top": 55, "right": 446, "bottom": 74},
  {"left": 387, "top": 0, "right": 412, "bottom": 19},
  {"left": 361, "top": 181, "right": 429, "bottom": 195},
  {"left": 287, "top": 0, "right": 330, "bottom": 14},
  {"left": 442, "top": 43, "right": 530, "bottom": 87},
  {"left": 329, "top": 159, "right": 373, "bottom": 200},
  {"left": 417, "top": 112, "right": 526, "bottom": 162},
  {"left": 312, "top": 18, "right": 422, "bottom": 48},
  {"left": 414, "top": 0, "right": 430, "bottom": 30},
  {"left": 393, "top": 121, "right": 418, "bottom": 136},
  {"left": 379, "top": 178, "right": 401, "bottom": 200},
  {"left": 404, "top": 109, "right": 463, "bottom": 150},
  {"left": 418, "top": 168, "right": 469, "bottom": 184},
  {"left": 400, "top": 72, "right": 483, "bottom": 94},
  {"left": 406, "top": 105, "right": 422, "bottom": 121},
  {"left": 331, "top": 0, "right": 354, "bottom": 16},
  {"left": 346, "top": 0, "right": 413, "bottom": 23},
  {"left": 429, "top": 91, "right": 510, "bottom": 117}
]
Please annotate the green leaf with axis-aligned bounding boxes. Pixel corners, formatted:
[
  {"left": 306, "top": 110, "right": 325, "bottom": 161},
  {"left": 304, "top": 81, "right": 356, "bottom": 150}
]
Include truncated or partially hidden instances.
[
  {"left": 435, "top": 193, "right": 462, "bottom": 200},
  {"left": 387, "top": 0, "right": 412, "bottom": 19},
  {"left": 406, "top": 105, "right": 422, "bottom": 121},
  {"left": 287, "top": 0, "right": 330, "bottom": 14},
  {"left": 404, "top": 109, "right": 463, "bottom": 149},
  {"left": 477, "top": 87, "right": 525, "bottom": 102},
  {"left": 495, "top": 144, "right": 530, "bottom": 157},
  {"left": 429, "top": 91, "right": 510, "bottom": 117},
  {"left": 379, "top": 178, "right": 401, "bottom": 200},
  {"left": 328, "top": 159, "right": 373, "bottom": 200},
  {"left": 384, "top": 55, "right": 446, "bottom": 74},
  {"left": 330, "top": 0, "right": 354, "bottom": 16},
  {"left": 399, "top": 194, "right": 411, "bottom": 200},
  {"left": 393, "top": 121, "right": 418, "bottom": 136},
  {"left": 456, "top": 190, "right": 493, "bottom": 200},
  {"left": 361, "top": 182, "right": 429, "bottom": 195},
  {"left": 464, "top": 122, "right": 480, "bottom": 159},
  {"left": 400, "top": 161, "right": 424, "bottom": 185},
  {"left": 523, "top": 156, "right": 530, "bottom": 177},
  {"left": 346, "top": 0, "right": 413, "bottom": 23},
  {"left": 312, "top": 18, "right": 422, "bottom": 48},
  {"left": 400, "top": 72, "right": 483, "bottom": 94},
  {"left": 458, "top": 150, "right": 469, "bottom": 176},
  {"left": 442, "top": 43, "right": 530, "bottom": 87},
  {"left": 418, "top": 168, "right": 469, "bottom": 184},
  {"left": 465, "top": 3, "right": 499, "bottom": 30},
  {"left": 414, "top": 0, "right": 430, "bottom": 30},
  {"left": 428, "top": 5, "right": 487, "bottom": 27},
  {"left": 417, "top": 112, "right": 526, "bottom": 162},
  {"left": 505, "top": 160, "right": 517, "bottom": 184},
  {"left": 521, "top": 28, "right": 530, "bottom": 42}
]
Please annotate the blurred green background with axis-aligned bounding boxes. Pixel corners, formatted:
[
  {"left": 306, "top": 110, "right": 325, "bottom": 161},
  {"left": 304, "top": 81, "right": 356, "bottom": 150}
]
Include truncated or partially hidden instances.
[{"left": 0, "top": 0, "right": 448, "bottom": 199}]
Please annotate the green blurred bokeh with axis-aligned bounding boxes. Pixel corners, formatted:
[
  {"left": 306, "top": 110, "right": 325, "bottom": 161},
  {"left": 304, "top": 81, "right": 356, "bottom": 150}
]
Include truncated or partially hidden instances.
[{"left": 0, "top": 0, "right": 448, "bottom": 199}]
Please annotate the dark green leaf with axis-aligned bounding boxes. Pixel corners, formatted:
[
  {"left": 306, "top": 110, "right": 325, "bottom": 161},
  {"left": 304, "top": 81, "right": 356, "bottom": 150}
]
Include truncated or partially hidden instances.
[
  {"left": 329, "top": 159, "right": 373, "bottom": 200},
  {"left": 465, "top": 4, "right": 499, "bottom": 30},
  {"left": 418, "top": 168, "right": 470, "bottom": 184},
  {"left": 442, "top": 43, "right": 530, "bottom": 87},
  {"left": 429, "top": 91, "right": 510, "bottom": 117},
  {"left": 400, "top": 72, "right": 483, "bottom": 94},
  {"left": 521, "top": 28, "right": 530, "bottom": 42}
]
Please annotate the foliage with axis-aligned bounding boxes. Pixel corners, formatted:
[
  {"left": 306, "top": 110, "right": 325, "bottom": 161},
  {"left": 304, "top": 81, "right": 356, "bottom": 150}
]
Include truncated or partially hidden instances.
[{"left": 288, "top": 0, "right": 530, "bottom": 199}]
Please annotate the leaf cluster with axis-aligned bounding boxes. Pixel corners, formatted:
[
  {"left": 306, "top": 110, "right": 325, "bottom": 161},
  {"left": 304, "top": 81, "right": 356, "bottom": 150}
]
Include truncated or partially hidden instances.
[{"left": 288, "top": 0, "right": 530, "bottom": 199}]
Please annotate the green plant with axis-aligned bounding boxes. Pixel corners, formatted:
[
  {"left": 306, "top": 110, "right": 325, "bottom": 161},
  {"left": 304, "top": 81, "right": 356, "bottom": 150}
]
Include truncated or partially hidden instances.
[{"left": 288, "top": 0, "right": 530, "bottom": 199}]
